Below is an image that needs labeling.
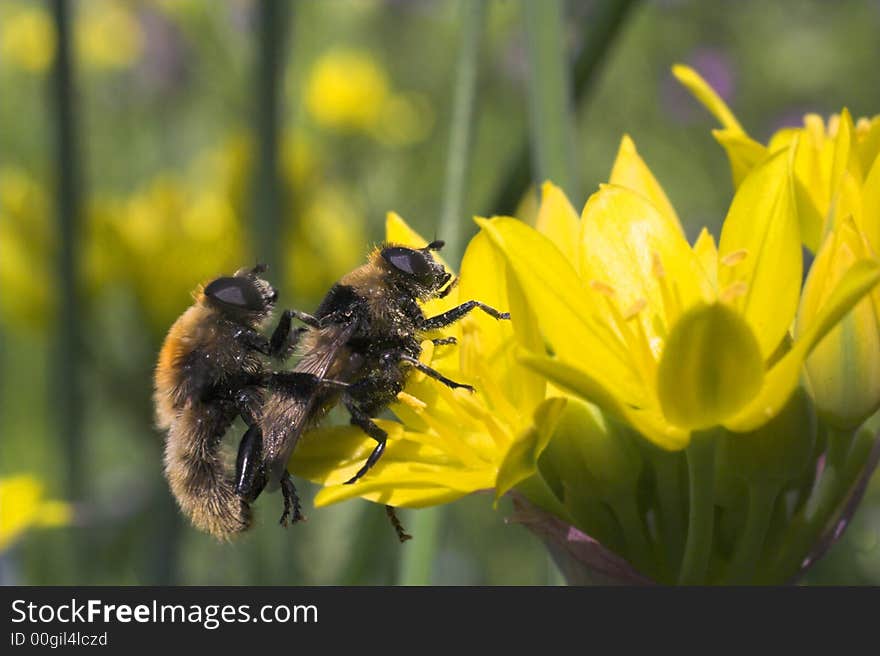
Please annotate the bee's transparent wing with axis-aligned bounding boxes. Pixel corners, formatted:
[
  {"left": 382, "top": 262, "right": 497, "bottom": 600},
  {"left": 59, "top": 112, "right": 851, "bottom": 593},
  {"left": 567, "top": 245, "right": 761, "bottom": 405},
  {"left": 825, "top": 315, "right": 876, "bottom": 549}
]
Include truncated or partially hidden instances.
[{"left": 260, "top": 320, "right": 357, "bottom": 485}]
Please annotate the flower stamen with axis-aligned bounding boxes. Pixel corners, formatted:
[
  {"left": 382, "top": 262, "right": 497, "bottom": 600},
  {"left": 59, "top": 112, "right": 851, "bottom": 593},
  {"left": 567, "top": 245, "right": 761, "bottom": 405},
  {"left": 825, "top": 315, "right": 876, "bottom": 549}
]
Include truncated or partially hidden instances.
[
  {"left": 721, "top": 249, "right": 749, "bottom": 268},
  {"left": 720, "top": 281, "right": 748, "bottom": 303}
]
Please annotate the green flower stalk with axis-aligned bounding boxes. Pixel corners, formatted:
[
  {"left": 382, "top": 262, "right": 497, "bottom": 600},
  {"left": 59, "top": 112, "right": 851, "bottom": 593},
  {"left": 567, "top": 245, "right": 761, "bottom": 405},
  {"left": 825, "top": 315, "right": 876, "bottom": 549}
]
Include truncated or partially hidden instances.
[{"left": 288, "top": 68, "right": 880, "bottom": 585}]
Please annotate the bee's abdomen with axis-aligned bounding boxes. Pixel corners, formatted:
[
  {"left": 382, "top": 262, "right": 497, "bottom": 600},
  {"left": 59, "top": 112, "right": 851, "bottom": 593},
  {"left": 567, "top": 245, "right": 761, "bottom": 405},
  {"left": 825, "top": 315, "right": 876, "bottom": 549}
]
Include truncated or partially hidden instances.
[{"left": 163, "top": 403, "right": 251, "bottom": 540}]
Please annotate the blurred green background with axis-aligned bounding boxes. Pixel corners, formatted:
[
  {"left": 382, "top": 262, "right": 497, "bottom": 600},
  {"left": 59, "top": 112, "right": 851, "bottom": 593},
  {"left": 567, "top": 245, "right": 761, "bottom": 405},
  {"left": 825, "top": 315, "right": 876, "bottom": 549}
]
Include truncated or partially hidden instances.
[{"left": 2, "top": 0, "right": 879, "bottom": 585}]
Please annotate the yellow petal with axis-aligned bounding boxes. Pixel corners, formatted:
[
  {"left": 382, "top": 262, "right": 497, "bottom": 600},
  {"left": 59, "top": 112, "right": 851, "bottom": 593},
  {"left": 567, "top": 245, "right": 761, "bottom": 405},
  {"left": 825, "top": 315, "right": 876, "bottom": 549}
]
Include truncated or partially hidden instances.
[
  {"left": 718, "top": 147, "right": 802, "bottom": 358},
  {"left": 458, "top": 230, "right": 545, "bottom": 409},
  {"left": 385, "top": 210, "right": 449, "bottom": 267},
  {"left": 608, "top": 134, "right": 684, "bottom": 235},
  {"left": 580, "top": 184, "right": 709, "bottom": 343},
  {"left": 478, "top": 216, "right": 645, "bottom": 406},
  {"left": 534, "top": 182, "right": 580, "bottom": 266},
  {"left": 657, "top": 302, "right": 764, "bottom": 430},
  {"left": 672, "top": 64, "right": 745, "bottom": 133},
  {"left": 860, "top": 153, "right": 880, "bottom": 256},
  {"left": 829, "top": 109, "right": 855, "bottom": 190},
  {"left": 725, "top": 258, "right": 880, "bottom": 432},
  {"left": 855, "top": 116, "right": 880, "bottom": 174},
  {"left": 520, "top": 353, "right": 689, "bottom": 450},
  {"left": 495, "top": 397, "right": 567, "bottom": 500},
  {"left": 292, "top": 422, "right": 495, "bottom": 509},
  {"left": 712, "top": 128, "right": 769, "bottom": 188},
  {"left": 693, "top": 227, "right": 719, "bottom": 297},
  {"left": 796, "top": 219, "right": 880, "bottom": 428}
]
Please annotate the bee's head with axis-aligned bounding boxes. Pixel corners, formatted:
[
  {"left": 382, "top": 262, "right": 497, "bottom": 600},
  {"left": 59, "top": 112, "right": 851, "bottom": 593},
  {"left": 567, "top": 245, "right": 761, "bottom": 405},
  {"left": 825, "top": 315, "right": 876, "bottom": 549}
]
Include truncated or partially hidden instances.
[
  {"left": 202, "top": 264, "right": 278, "bottom": 324},
  {"left": 379, "top": 240, "right": 452, "bottom": 299}
]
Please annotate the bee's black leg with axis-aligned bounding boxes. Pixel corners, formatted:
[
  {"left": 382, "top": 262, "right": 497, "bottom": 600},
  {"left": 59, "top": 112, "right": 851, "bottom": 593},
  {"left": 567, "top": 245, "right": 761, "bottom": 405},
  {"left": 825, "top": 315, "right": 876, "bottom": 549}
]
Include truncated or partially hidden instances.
[
  {"left": 291, "top": 310, "right": 322, "bottom": 328},
  {"left": 268, "top": 310, "right": 307, "bottom": 359},
  {"left": 420, "top": 300, "right": 510, "bottom": 330},
  {"left": 279, "top": 472, "right": 305, "bottom": 526},
  {"left": 343, "top": 401, "right": 388, "bottom": 484},
  {"left": 431, "top": 336, "right": 457, "bottom": 347},
  {"left": 267, "top": 371, "right": 350, "bottom": 393},
  {"left": 397, "top": 354, "right": 474, "bottom": 392},
  {"left": 233, "top": 389, "right": 268, "bottom": 502},
  {"left": 385, "top": 506, "right": 412, "bottom": 543},
  {"left": 234, "top": 424, "right": 267, "bottom": 502}
]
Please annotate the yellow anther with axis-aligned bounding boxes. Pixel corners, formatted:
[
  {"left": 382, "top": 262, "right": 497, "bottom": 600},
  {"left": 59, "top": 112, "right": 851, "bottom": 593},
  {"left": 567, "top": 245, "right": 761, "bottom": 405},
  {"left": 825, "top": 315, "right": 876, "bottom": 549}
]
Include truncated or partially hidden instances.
[
  {"left": 623, "top": 298, "right": 647, "bottom": 321},
  {"left": 651, "top": 251, "right": 666, "bottom": 279},
  {"left": 720, "top": 281, "right": 748, "bottom": 303},
  {"left": 590, "top": 280, "right": 616, "bottom": 297},
  {"left": 827, "top": 113, "right": 840, "bottom": 137},
  {"left": 721, "top": 249, "right": 748, "bottom": 267}
]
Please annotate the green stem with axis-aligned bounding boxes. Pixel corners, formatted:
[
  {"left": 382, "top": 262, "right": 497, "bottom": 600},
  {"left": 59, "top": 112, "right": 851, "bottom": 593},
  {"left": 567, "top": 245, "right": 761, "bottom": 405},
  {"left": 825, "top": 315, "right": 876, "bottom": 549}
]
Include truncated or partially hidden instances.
[
  {"left": 50, "top": 0, "right": 84, "bottom": 578},
  {"left": 613, "top": 497, "right": 654, "bottom": 578},
  {"left": 397, "top": 509, "right": 442, "bottom": 585},
  {"left": 521, "top": 0, "right": 579, "bottom": 200},
  {"left": 253, "top": 0, "right": 291, "bottom": 275},
  {"left": 399, "top": 3, "right": 487, "bottom": 585},
  {"left": 652, "top": 450, "right": 685, "bottom": 582},
  {"left": 678, "top": 431, "right": 717, "bottom": 585},
  {"left": 724, "top": 481, "right": 778, "bottom": 584},
  {"left": 774, "top": 426, "right": 858, "bottom": 580},
  {"left": 438, "top": 0, "right": 486, "bottom": 260},
  {"left": 494, "top": 0, "right": 636, "bottom": 214}
]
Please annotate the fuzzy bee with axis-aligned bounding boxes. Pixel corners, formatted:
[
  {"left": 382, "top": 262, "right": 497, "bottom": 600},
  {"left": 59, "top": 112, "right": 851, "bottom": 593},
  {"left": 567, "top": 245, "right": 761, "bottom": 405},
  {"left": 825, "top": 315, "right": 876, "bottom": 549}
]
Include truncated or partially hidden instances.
[
  {"left": 234, "top": 241, "right": 510, "bottom": 540},
  {"left": 154, "top": 265, "right": 334, "bottom": 540}
]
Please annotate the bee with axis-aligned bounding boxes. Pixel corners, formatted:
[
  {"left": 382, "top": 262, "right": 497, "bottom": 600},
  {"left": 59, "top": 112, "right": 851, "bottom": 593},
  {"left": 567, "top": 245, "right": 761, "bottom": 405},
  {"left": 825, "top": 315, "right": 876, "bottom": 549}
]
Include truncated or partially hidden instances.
[
  {"left": 234, "top": 241, "right": 510, "bottom": 541},
  {"left": 154, "top": 265, "right": 335, "bottom": 540}
]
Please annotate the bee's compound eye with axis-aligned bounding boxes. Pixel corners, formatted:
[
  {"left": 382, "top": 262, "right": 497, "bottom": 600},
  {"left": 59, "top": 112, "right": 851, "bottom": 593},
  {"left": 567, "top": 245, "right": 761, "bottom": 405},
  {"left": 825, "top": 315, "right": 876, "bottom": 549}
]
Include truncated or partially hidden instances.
[
  {"left": 381, "top": 247, "right": 432, "bottom": 278},
  {"left": 204, "top": 277, "right": 264, "bottom": 311}
]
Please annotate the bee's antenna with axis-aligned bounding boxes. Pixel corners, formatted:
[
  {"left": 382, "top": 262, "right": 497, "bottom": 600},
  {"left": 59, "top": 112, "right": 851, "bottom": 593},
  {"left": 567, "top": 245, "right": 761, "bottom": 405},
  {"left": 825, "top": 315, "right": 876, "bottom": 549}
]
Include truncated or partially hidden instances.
[
  {"left": 251, "top": 263, "right": 268, "bottom": 275},
  {"left": 424, "top": 240, "right": 445, "bottom": 252}
]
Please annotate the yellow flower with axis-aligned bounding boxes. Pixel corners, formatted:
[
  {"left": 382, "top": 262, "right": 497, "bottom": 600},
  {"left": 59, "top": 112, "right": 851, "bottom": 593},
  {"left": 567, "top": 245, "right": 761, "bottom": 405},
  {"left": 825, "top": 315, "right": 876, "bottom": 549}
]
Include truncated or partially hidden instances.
[
  {"left": 304, "top": 49, "right": 390, "bottom": 133},
  {"left": 0, "top": 474, "right": 71, "bottom": 552},
  {"left": 673, "top": 64, "right": 880, "bottom": 254},
  {"left": 676, "top": 63, "right": 880, "bottom": 431},
  {"left": 480, "top": 138, "right": 880, "bottom": 451},
  {"left": 796, "top": 217, "right": 880, "bottom": 428},
  {"left": 0, "top": 6, "right": 56, "bottom": 73},
  {"left": 289, "top": 212, "right": 566, "bottom": 509}
]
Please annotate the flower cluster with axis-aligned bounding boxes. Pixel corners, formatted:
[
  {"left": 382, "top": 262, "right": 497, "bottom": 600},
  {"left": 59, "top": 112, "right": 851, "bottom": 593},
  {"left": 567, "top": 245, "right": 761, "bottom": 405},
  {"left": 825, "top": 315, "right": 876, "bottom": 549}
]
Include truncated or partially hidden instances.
[{"left": 290, "top": 66, "right": 880, "bottom": 585}]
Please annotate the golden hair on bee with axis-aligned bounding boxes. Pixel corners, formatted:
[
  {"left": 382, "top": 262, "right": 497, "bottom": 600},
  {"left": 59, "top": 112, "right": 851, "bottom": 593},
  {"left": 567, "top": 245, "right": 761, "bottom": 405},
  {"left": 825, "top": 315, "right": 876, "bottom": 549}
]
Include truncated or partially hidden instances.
[{"left": 154, "top": 264, "right": 292, "bottom": 540}]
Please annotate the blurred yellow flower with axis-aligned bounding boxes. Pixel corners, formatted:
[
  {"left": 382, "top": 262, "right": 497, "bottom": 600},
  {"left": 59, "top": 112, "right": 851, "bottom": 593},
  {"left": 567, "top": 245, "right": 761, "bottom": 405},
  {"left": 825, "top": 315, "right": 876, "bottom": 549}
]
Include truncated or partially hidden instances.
[
  {"left": 0, "top": 168, "right": 55, "bottom": 332},
  {"left": 75, "top": 0, "right": 143, "bottom": 71},
  {"left": 373, "top": 92, "right": 435, "bottom": 146},
  {"left": 284, "top": 185, "right": 367, "bottom": 301},
  {"left": 305, "top": 49, "right": 389, "bottom": 132},
  {"left": 0, "top": 474, "right": 71, "bottom": 552},
  {"left": 0, "top": 6, "right": 56, "bottom": 73},
  {"left": 108, "top": 175, "right": 247, "bottom": 331}
]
